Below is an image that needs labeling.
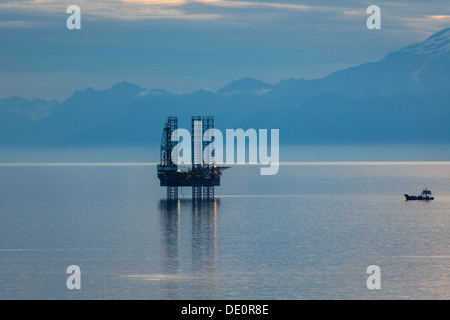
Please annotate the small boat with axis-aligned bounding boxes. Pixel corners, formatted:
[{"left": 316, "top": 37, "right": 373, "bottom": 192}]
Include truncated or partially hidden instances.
[{"left": 404, "top": 188, "right": 434, "bottom": 201}]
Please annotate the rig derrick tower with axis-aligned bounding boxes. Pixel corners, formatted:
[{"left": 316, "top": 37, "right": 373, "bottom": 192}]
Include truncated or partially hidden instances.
[{"left": 157, "top": 116, "right": 229, "bottom": 201}]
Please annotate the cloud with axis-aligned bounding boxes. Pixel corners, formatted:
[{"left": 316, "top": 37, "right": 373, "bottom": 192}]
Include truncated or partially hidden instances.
[
  {"left": 0, "top": 0, "right": 220, "bottom": 21},
  {"left": 0, "top": 20, "right": 42, "bottom": 28},
  {"left": 0, "top": 0, "right": 326, "bottom": 23},
  {"left": 122, "top": 0, "right": 187, "bottom": 4},
  {"left": 194, "top": 0, "right": 310, "bottom": 11},
  {"left": 430, "top": 15, "right": 450, "bottom": 20},
  {"left": 1, "top": 0, "right": 447, "bottom": 31},
  {"left": 343, "top": 10, "right": 360, "bottom": 15}
]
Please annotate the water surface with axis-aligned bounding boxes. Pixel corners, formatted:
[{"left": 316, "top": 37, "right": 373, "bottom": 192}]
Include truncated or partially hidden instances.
[{"left": 0, "top": 162, "right": 449, "bottom": 299}]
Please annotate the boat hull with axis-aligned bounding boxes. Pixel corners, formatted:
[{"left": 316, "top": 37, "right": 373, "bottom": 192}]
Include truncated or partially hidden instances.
[{"left": 404, "top": 194, "right": 434, "bottom": 201}]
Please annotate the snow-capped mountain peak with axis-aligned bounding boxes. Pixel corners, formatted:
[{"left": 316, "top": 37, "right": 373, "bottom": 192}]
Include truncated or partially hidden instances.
[{"left": 399, "top": 27, "right": 450, "bottom": 56}]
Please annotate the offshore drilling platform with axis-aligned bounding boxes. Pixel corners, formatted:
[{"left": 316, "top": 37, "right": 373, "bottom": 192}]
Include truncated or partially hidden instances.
[{"left": 157, "top": 116, "right": 229, "bottom": 200}]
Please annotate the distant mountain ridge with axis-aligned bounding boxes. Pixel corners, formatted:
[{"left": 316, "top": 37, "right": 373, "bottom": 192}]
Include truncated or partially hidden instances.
[
  {"left": 1, "top": 28, "right": 449, "bottom": 147},
  {"left": 217, "top": 77, "right": 274, "bottom": 95}
]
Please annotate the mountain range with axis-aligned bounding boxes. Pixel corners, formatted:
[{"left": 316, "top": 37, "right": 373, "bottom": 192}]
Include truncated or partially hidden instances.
[{"left": 1, "top": 28, "right": 449, "bottom": 147}]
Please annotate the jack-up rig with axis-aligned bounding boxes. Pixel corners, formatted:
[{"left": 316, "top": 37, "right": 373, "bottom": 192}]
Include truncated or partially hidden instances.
[{"left": 157, "top": 116, "right": 229, "bottom": 200}]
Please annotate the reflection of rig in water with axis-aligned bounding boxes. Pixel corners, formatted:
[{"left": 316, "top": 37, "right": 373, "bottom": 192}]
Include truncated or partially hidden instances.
[
  {"left": 157, "top": 116, "right": 229, "bottom": 200},
  {"left": 159, "top": 198, "right": 219, "bottom": 293}
]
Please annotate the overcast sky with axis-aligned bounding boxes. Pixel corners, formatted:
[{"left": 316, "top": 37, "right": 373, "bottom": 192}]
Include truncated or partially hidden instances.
[{"left": 0, "top": 0, "right": 449, "bottom": 100}]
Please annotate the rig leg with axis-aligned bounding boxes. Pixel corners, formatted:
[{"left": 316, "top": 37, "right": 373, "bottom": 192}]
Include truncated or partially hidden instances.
[
  {"left": 202, "top": 186, "right": 214, "bottom": 200},
  {"left": 167, "top": 186, "right": 178, "bottom": 200},
  {"left": 192, "top": 186, "right": 202, "bottom": 200}
]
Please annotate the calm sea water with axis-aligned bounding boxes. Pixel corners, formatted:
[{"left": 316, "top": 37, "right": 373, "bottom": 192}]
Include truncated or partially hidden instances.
[{"left": 0, "top": 161, "right": 449, "bottom": 299}]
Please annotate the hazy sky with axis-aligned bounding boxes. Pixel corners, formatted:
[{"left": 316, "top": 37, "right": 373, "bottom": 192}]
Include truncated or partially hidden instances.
[{"left": 0, "top": 0, "right": 449, "bottom": 100}]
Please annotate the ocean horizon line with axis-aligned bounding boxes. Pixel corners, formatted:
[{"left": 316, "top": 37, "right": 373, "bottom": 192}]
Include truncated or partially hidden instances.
[{"left": 1, "top": 161, "right": 450, "bottom": 166}]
